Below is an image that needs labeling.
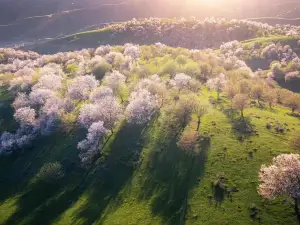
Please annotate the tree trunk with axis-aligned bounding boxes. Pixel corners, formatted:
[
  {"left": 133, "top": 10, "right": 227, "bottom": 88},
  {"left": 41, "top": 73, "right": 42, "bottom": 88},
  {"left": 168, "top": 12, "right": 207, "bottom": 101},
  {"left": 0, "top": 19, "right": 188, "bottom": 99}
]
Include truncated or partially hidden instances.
[
  {"left": 241, "top": 110, "right": 244, "bottom": 119},
  {"left": 196, "top": 119, "right": 201, "bottom": 131},
  {"left": 294, "top": 198, "right": 300, "bottom": 223}
]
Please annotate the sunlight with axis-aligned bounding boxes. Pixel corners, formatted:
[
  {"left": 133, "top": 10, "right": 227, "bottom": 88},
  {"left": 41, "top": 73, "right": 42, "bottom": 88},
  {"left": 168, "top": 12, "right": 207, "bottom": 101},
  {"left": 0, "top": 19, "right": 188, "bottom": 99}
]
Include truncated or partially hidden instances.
[
  {"left": 187, "top": 0, "right": 228, "bottom": 6},
  {"left": 200, "top": 0, "right": 226, "bottom": 4}
]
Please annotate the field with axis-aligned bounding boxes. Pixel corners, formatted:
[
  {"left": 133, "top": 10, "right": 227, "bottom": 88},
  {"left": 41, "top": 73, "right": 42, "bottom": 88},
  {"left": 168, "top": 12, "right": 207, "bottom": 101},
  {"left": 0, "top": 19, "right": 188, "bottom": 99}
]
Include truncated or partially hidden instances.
[{"left": 0, "top": 86, "right": 299, "bottom": 225}]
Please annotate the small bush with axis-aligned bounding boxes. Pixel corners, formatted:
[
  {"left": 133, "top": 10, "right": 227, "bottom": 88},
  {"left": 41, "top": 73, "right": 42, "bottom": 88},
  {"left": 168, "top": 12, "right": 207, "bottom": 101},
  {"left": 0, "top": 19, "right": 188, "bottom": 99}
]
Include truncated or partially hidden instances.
[
  {"left": 37, "top": 162, "right": 64, "bottom": 183},
  {"left": 249, "top": 203, "right": 260, "bottom": 220},
  {"left": 160, "top": 61, "right": 178, "bottom": 77},
  {"left": 274, "top": 122, "right": 285, "bottom": 133},
  {"left": 66, "top": 64, "right": 78, "bottom": 75},
  {"left": 92, "top": 62, "right": 112, "bottom": 80},
  {"left": 290, "top": 132, "right": 300, "bottom": 150}
]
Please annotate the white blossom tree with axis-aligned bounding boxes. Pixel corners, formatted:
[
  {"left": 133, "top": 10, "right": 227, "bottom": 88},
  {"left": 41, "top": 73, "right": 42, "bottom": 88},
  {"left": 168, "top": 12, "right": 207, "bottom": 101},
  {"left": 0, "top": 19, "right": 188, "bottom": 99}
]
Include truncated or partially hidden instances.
[
  {"left": 0, "top": 132, "right": 16, "bottom": 155},
  {"left": 124, "top": 44, "right": 140, "bottom": 61},
  {"left": 258, "top": 154, "right": 300, "bottom": 222},
  {"left": 103, "top": 70, "right": 126, "bottom": 92},
  {"left": 170, "top": 73, "right": 192, "bottom": 92},
  {"left": 14, "top": 107, "right": 36, "bottom": 127},
  {"left": 67, "top": 75, "right": 99, "bottom": 101},
  {"left": 125, "top": 89, "right": 158, "bottom": 124},
  {"left": 12, "top": 93, "right": 30, "bottom": 110},
  {"left": 29, "top": 88, "right": 56, "bottom": 107},
  {"left": 9, "top": 67, "right": 36, "bottom": 92},
  {"left": 95, "top": 97, "right": 123, "bottom": 132},
  {"left": 78, "top": 97, "right": 122, "bottom": 132},
  {"left": 32, "top": 73, "right": 63, "bottom": 91},
  {"left": 89, "top": 87, "right": 114, "bottom": 102},
  {"left": 207, "top": 73, "right": 227, "bottom": 99},
  {"left": 94, "top": 45, "right": 111, "bottom": 56},
  {"left": 39, "top": 63, "right": 64, "bottom": 77},
  {"left": 77, "top": 121, "right": 107, "bottom": 165}
]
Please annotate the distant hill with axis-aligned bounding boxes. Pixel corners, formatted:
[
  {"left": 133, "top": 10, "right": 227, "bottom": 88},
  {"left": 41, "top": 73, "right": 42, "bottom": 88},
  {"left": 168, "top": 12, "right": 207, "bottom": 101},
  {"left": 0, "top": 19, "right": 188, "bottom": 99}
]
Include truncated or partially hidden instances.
[
  {"left": 1, "top": 0, "right": 300, "bottom": 47},
  {"left": 22, "top": 17, "right": 299, "bottom": 54}
]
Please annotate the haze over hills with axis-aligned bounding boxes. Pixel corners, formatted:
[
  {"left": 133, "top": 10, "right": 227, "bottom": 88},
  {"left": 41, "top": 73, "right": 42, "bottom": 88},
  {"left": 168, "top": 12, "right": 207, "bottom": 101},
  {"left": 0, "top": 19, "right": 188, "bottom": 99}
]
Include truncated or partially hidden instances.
[
  {"left": 2, "top": 1, "right": 300, "bottom": 225},
  {"left": 1, "top": 0, "right": 300, "bottom": 47}
]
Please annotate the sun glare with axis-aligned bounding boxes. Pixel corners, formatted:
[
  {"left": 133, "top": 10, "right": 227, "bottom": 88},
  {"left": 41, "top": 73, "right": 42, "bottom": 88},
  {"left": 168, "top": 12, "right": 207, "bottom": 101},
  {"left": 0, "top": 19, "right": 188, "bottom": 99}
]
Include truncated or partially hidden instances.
[{"left": 189, "top": 0, "right": 227, "bottom": 5}]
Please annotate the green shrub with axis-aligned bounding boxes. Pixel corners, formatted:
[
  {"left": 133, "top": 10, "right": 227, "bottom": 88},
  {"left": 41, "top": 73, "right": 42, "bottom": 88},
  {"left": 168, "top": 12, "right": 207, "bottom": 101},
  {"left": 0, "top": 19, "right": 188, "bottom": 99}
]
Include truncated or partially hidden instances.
[
  {"left": 182, "top": 62, "right": 201, "bottom": 78},
  {"left": 66, "top": 64, "right": 78, "bottom": 75},
  {"left": 37, "top": 162, "right": 64, "bottom": 183},
  {"left": 92, "top": 62, "right": 112, "bottom": 80},
  {"left": 176, "top": 55, "right": 188, "bottom": 66},
  {"left": 290, "top": 132, "right": 300, "bottom": 150},
  {"left": 160, "top": 60, "right": 178, "bottom": 77}
]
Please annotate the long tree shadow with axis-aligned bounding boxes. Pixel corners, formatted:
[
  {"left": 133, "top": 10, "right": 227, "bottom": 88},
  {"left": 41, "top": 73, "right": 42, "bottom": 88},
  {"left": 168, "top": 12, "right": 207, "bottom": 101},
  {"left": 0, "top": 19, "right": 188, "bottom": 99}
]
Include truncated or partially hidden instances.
[
  {"left": 222, "top": 108, "right": 255, "bottom": 141},
  {"left": 1, "top": 122, "right": 148, "bottom": 225},
  {"left": 2, "top": 176, "right": 83, "bottom": 225},
  {"left": 1, "top": 129, "right": 87, "bottom": 225},
  {"left": 72, "top": 123, "right": 148, "bottom": 225},
  {"left": 139, "top": 134, "right": 210, "bottom": 225}
]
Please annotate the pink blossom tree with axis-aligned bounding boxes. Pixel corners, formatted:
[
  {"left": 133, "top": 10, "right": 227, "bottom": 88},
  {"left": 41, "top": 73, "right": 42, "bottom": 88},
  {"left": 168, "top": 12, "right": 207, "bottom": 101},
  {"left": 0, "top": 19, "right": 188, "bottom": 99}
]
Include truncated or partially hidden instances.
[
  {"left": 14, "top": 107, "right": 37, "bottom": 127},
  {"left": 124, "top": 44, "right": 140, "bottom": 61},
  {"left": 78, "top": 97, "right": 122, "bottom": 132},
  {"left": 125, "top": 89, "right": 159, "bottom": 124},
  {"left": 258, "top": 154, "right": 300, "bottom": 222},
  {"left": 170, "top": 73, "right": 192, "bottom": 93},
  {"left": 207, "top": 73, "right": 227, "bottom": 99},
  {"left": 67, "top": 75, "right": 99, "bottom": 101},
  {"left": 77, "top": 121, "right": 107, "bottom": 165}
]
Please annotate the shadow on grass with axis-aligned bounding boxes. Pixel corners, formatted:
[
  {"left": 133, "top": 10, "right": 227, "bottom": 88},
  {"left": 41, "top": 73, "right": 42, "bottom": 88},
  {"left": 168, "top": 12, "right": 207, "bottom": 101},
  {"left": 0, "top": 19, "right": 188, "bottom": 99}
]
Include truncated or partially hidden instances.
[
  {"left": 213, "top": 183, "right": 225, "bottom": 206},
  {"left": 1, "top": 123, "right": 148, "bottom": 225},
  {"left": 1, "top": 130, "right": 86, "bottom": 225},
  {"left": 286, "top": 112, "right": 300, "bottom": 119},
  {"left": 222, "top": 108, "right": 255, "bottom": 141},
  {"left": 2, "top": 176, "right": 85, "bottom": 225},
  {"left": 72, "top": 123, "right": 148, "bottom": 225},
  {"left": 139, "top": 135, "right": 210, "bottom": 225},
  {"left": 231, "top": 118, "right": 255, "bottom": 141}
]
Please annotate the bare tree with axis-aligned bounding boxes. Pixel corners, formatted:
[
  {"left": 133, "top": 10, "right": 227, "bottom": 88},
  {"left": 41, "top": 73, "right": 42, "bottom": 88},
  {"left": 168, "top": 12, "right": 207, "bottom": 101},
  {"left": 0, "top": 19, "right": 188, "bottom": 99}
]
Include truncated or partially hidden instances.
[
  {"left": 233, "top": 94, "right": 249, "bottom": 118},
  {"left": 251, "top": 84, "right": 264, "bottom": 104},
  {"left": 194, "top": 103, "right": 208, "bottom": 131},
  {"left": 264, "top": 89, "right": 277, "bottom": 109}
]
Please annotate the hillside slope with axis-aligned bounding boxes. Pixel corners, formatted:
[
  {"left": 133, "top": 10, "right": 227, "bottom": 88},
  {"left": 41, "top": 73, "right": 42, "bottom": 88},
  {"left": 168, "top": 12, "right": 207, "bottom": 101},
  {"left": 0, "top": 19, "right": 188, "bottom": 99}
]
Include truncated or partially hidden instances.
[
  {"left": 0, "top": 89, "right": 299, "bottom": 225},
  {"left": 24, "top": 17, "right": 300, "bottom": 54},
  {"left": 1, "top": 39, "right": 300, "bottom": 225},
  {"left": 1, "top": 0, "right": 300, "bottom": 46}
]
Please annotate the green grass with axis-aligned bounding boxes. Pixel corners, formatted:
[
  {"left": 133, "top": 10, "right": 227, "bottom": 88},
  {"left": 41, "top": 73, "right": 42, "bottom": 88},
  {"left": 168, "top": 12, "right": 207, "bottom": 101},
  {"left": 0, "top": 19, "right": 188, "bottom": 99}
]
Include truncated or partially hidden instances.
[
  {"left": 240, "top": 35, "right": 300, "bottom": 72},
  {"left": 241, "top": 35, "right": 300, "bottom": 47},
  {"left": 248, "top": 17, "right": 300, "bottom": 26},
  {"left": 0, "top": 87, "right": 300, "bottom": 225}
]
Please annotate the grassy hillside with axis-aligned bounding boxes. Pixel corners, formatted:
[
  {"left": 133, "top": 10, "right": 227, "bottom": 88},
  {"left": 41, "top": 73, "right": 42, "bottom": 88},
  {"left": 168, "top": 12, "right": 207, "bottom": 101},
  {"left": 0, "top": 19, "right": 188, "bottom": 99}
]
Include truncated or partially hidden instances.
[
  {"left": 248, "top": 17, "right": 300, "bottom": 26},
  {"left": 1, "top": 0, "right": 300, "bottom": 46},
  {"left": 240, "top": 35, "right": 300, "bottom": 70},
  {"left": 25, "top": 17, "right": 300, "bottom": 54},
  {"left": 0, "top": 87, "right": 299, "bottom": 225},
  {"left": 1, "top": 39, "right": 300, "bottom": 225}
]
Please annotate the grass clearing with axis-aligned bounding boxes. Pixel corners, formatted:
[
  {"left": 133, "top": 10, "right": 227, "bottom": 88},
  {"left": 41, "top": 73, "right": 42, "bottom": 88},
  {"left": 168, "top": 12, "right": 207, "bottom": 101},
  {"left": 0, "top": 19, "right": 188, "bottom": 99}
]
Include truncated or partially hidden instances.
[{"left": 0, "top": 87, "right": 299, "bottom": 225}]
